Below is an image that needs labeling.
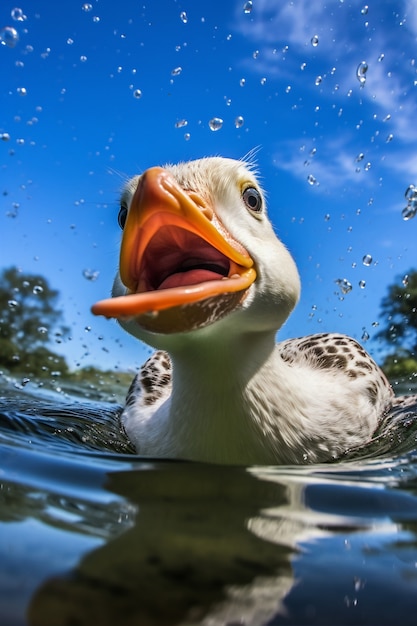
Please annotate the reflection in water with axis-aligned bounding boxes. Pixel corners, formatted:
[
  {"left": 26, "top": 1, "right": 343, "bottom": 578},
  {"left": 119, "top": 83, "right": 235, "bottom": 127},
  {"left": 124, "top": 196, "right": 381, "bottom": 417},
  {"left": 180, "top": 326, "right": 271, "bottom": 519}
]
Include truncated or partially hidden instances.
[{"left": 0, "top": 386, "right": 417, "bottom": 625}]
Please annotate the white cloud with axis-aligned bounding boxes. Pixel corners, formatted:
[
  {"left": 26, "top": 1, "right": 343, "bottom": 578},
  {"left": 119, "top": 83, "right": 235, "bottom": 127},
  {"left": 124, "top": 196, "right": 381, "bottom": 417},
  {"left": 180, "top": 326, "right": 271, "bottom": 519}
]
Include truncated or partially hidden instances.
[{"left": 233, "top": 1, "right": 417, "bottom": 188}]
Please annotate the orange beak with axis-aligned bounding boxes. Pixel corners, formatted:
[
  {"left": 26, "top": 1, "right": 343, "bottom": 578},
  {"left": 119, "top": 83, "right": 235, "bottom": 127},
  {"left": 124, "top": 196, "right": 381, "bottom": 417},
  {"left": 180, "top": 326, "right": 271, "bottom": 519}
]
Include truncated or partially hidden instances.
[{"left": 91, "top": 167, "right": 257, "bottom": 333}]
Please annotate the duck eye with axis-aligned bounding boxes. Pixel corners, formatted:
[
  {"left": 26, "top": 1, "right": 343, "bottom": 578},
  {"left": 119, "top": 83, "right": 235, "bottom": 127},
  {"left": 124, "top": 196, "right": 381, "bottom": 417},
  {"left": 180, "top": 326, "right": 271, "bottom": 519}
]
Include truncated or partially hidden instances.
[
  {"left": 118, "top": 205, "right": 128, "bottom": 229},
  {"left": 242, "top": 187, "right": 263, "bottom": 214}
]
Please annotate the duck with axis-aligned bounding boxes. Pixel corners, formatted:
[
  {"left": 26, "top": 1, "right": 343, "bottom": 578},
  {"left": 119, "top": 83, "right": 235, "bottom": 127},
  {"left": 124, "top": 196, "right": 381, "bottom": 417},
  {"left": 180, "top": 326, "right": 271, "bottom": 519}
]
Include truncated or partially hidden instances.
[{"left": 92, "top": 156, "right": 396, "bottom": 465}]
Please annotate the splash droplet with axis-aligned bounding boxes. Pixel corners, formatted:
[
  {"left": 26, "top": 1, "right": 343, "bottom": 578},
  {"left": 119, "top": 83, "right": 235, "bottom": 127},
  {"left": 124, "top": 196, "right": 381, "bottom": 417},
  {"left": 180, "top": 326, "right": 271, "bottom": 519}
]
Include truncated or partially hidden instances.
[
  {"left": 175, "top": 119, "right": 188, "bottom": 128},
  {"left": 335, "top": 278, "right": 353, "bottom": 294},
  {"left": 11, "top": 7, "right": 26, "bottom": 21},
  {"left": 1, "top": 132, "right": 10, "bottom": 141},
  {"left": 386, "top": 133, "right": 394, "bottom": 143},
  {"left": 180, "top": 11, "right": 188, "bottom": 23},
  {"left": 402, "top": 274, "right": 409, "bottom": 287},
  {"left": 133, "top": 89, "right": 142, "bottom": 99},
  {"left": 243, "top": 1, "right": 253, "bottom": 14},
  {"left": 82, "top": 268, "right": 99, "bottom": 281},
  {"left": 0, "top": 26, "right": 19, "bottom": 48},
  {"left": 82, "top": 3, "right": 93, "bottom": 11},
  {"left": 315, "top": 75, "right": 322, "bottom": 86},
  {"left": 37, "top": 326, "right": 48, "bottom": 334},
  {"left": 362, "top": 254, "right": 372, "bottom": 266},
  {"left": 361, "top": 5, "right": 369, "bottom": 15},
  {"left": 234, "top": 115, "right": 244, "bottom": 128},
  {"left": 8, "top": 299, "right": 19, "bottom": 310},
  {"left": 361, "top": 329, "right": 369, "bottom": 341},
  {"left": 311, "top": 35, "right": 319, "bottom": 47},
  {"left": 209, "top": 117, "right": 223, "bottom": 131},
  {"left": 171, "top": 66, "right": 182, "bottom": 76},
  {"left": 356, "top": 61, "right": 368, "bottom": 86},
  {"left": 359, "top": 280, "right": 366, "bottom": 289},
  {"left": 33, "top": 285, "right": 44, "bottom": 295},
  {"left": 402, "top": 205, "right": 417, "bottom": 220},
  {"left": 239, "top": 78, "right": 246, "bottom": 87},
  {"left": 307, "top": 174, "right": 318, "bottom": 186},
  {"left": 405, "top": 184, "right": 416, "bottom": 201}
]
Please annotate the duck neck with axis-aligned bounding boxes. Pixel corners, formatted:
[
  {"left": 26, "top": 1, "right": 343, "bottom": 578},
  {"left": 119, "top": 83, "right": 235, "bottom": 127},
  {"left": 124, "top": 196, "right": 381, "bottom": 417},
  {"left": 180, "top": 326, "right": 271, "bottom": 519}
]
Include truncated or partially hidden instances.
[{"left": 168, "top": 328, "right": 277, "bottom": 416}]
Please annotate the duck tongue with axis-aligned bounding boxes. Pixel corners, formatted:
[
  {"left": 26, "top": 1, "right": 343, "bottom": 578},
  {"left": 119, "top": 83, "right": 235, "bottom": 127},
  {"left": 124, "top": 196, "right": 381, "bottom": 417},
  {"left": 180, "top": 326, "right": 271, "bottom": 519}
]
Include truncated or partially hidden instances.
[{"left": 158, "top": 268, "right": 225, "bottom": 290}]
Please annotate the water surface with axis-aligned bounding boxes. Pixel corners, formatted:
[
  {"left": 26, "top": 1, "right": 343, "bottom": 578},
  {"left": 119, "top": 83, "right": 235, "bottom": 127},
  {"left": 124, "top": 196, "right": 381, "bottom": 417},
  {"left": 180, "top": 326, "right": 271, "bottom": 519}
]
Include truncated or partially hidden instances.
[{"left": 1, "top": 375, "right": 417, "bottom": 625}]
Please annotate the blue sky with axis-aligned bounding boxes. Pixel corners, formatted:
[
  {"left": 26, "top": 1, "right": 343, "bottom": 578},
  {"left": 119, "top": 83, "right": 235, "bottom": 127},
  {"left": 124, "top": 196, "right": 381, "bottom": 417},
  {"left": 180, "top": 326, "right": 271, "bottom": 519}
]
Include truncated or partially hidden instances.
[{"left": 1, "top": 0, "right": 416, "bottom": 371}]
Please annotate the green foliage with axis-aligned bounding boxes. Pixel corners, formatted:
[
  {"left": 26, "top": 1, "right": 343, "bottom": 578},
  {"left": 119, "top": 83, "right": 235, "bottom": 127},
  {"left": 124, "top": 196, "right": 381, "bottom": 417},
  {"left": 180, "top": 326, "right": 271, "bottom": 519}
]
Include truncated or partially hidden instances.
[
  {"left": 0, "top": 266, "right": 70, "bottom": 376},
  {"left": 377, "top": 269, "right": 417, "bottom": 350},
  {"left": 380, "top": 350, "right": 417, "bottom": 379}
]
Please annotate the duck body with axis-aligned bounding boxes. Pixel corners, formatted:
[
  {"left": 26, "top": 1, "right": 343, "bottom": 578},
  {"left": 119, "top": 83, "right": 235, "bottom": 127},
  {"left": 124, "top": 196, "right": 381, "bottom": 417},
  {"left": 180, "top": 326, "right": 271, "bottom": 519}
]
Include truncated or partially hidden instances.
[
  {"left": 92, "top": 157, "right": 396, "bottom": 465},
  {"left": 121, "top": 332, "right": 393, "bottom": 465}
]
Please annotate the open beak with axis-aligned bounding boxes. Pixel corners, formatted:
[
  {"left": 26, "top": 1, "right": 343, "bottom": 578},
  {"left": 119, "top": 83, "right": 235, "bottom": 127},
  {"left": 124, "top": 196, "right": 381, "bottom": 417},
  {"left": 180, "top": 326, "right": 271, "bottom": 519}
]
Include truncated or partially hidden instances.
[{"left": 91, "top": 167, "right": 257, "bottom": 333}]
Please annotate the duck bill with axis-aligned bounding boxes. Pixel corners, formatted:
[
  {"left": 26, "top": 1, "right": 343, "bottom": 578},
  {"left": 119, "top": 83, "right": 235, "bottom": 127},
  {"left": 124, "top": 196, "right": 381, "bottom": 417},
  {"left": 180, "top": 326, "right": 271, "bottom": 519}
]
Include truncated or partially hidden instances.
[{"left": 91, "top": 167, "right": 256, "bottom": 333}]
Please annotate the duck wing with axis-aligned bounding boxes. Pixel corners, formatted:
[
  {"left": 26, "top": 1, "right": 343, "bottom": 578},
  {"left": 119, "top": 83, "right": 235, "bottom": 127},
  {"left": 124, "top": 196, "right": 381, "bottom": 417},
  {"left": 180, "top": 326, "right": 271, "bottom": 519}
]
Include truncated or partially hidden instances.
[{"left": 124, "top": 351, "right": 172, "bottom": 415}]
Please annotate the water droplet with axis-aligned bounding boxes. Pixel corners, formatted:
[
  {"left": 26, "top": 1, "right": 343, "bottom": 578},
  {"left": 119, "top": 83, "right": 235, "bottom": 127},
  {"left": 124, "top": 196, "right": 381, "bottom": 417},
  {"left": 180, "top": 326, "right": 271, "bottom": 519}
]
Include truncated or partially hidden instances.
[
  {"left": 362, "top": 254, "right": 372, "bottom": 266},
  {"left": 80, "top": 55, "right": 88, "bottom": 62},
  {"left": 175, "top": 119, "right": 188, "bottom": 128},
  {"left": 402, "top": 205, "right": 417, "bottom": 220},
  {"left": 307, "top": 174, "right": 318, "bottom": 185},
  {"left": 355, "top": 152, "right": 364, "bottom": 162},
  {"left": 361, "top": 329, "right": 369, "bottom": 341},
  {"left": 82, "top": 3, "right": 93, "bottom": 11},
  {"left": 234, "top": 115, "right": 244, "bottom": 128},
  {"left": 285, "top": 85, "right": 291, "bottom": 93},
  {"left": 209, "top": 117, "right": 223, "bottom": 131},
  {"left": 324, "top": 213, "right": 331, "bottom": 221},
  {"left": 378, "top": 53, "right": 385, "bottom": 62},
  {"left": 180, "top": 11, "right": 188, "bottom": 23},
  {"left": 356, "top": 61, "right": 368, "bottom": 86},
  {"left": 1, "top": 132, "right": 10, "bottom": 141},
  {"left": 311, "top": 34, "right": 319, "bottom": 47},
  {"left": 171, "top": 66, "right": 182, "bottom": 76},
  {"left": 67, "top": 37, "right": 74, "bottom": 45},
  {"left": 315, "top": 75, "right": 322, "bottom": 86},
  {"left": 82, "top": 268, "right": 99, "bottom": 281},
  {"left": 133, "top": 88, "right": 142, "bottom": 99},
  {"left": 8, "top": 299, "right": 19, "bottom": 309},
  {"left": 405, "top": 184, "right": 416, "bottom": 201},
  {"left": 33, "top": 285, "right": 44, "bottom": 295},
  {"left": 402, "top": 274, "right": 409, "bottom": 287},
  {"left": 252, "top": 50, "right": 259, "bottom": 59},
  {"left": 260, "top": 77, "right": 267, "bottom": 85},
  {"left": 37, "top": 326, "right": 48, "bottom": 334},
  {"left": 386, "top": 133, "right": 394, "bottom": 143},
  {"left": 243, "top": 1, "right": 253, "bottom": 14},
  {"left": 239, "top": 78, "right": 246, "bottom": 87},
  {"left": 84, "top": 326, "right": 91, "bottom": 332},
  {"left": 17, "top": 86, "right": 27, "bottom": 96},
  {"left": 0, "top": 26, "right": 19, "bottom": 48},
  {"left": 300, "top": 62, "right": 307, "bottom": 71},
  {"left": 11, "top": 7, "right": 26, "bottom": 21},
  {"left": 92, "top": 16, "right": 100, "bottom": 23},
  {"left": 361, "top": 5, "right": 369, "bottom": 15},
  {"left": 184, "top": 133, "right": 190, "bottom": 141},
  {"left": 359, "top": 280, "right": 366, "bottom": 289},
  {"left": 335, "top": 278, "right": 353, "bottom": 294}
]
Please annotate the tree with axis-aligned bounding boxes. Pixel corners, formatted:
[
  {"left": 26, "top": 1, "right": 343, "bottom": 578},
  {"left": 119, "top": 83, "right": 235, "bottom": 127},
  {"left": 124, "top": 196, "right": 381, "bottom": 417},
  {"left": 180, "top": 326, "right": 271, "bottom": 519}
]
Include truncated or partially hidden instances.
[
  {"left": 377, "top": 269, "right": 417, "bottom": 354},
  {"left": 0, "top": 266, "right": 69, "bottom": 375}
]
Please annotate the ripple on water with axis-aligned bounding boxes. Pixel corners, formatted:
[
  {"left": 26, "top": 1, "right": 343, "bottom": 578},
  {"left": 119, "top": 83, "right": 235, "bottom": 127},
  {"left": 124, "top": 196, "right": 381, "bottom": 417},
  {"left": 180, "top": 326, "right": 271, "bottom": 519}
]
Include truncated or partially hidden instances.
[{"left": 0, "top": 378, "right": 417, "bottom": 625}]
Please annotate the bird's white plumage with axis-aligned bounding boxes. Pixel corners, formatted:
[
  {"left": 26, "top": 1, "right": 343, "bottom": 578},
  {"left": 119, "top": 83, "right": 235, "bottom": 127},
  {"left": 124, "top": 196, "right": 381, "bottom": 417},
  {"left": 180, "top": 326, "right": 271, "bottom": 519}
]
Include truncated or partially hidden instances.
[{"left": 108, "top": 157, "right": 399, "bottom": 465}]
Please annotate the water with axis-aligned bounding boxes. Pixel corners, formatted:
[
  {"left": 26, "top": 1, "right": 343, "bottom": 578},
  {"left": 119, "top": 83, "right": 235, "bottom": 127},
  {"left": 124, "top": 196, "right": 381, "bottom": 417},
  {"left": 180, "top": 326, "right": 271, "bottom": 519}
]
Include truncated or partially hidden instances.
[{"left": 1, "top": 375, "right": 417, "bottom": 625}]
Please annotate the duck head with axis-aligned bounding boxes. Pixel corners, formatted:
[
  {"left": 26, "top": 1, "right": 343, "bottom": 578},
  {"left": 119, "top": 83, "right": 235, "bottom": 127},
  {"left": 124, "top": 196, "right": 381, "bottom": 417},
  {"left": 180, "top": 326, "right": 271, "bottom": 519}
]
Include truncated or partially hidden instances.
[{"left": 92, "top": 157, "right": 300, "bottom": 347}]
